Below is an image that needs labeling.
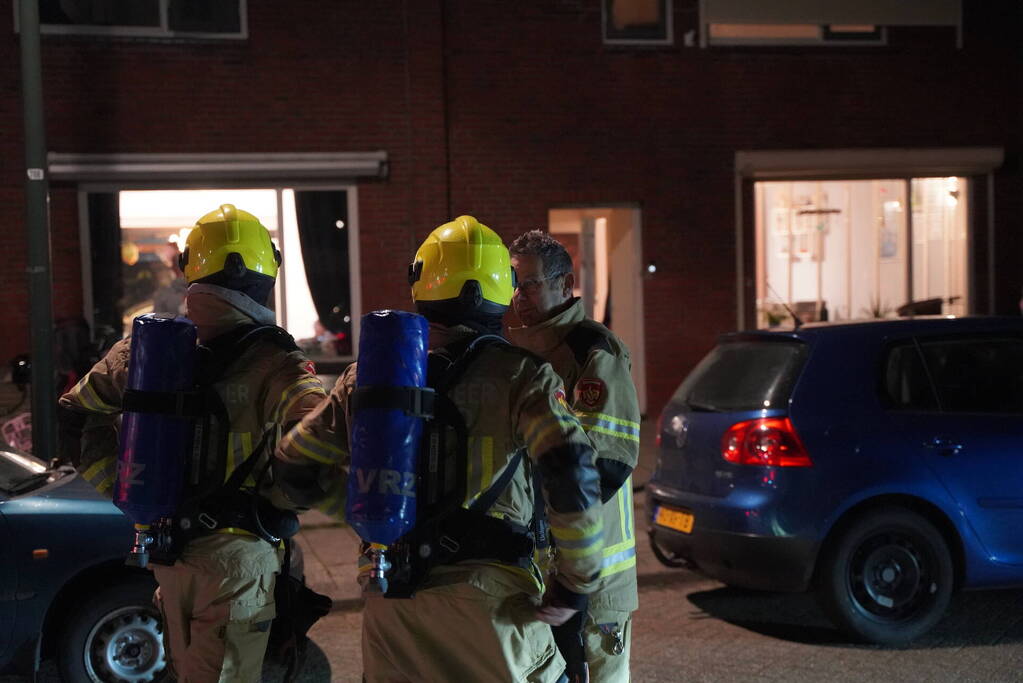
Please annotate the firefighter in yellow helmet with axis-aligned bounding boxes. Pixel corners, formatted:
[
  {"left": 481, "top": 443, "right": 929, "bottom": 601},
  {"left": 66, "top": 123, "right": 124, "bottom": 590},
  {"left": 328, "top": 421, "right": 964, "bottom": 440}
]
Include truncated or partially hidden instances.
[
  {"left": 59, "top": 204, "right": 327, "bottom": 680},
  {"left": 275, "top": 215, "right": 606, "bottom": 681},
  {"left": 508, "top": 230, "right": 641, "bottom": 682}
]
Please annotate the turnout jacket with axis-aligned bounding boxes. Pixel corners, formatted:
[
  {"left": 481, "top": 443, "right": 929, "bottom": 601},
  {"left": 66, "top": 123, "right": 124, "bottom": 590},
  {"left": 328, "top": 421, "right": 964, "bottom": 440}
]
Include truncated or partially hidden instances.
[
  {"left": 58, "top": 287, "right": 326, "bottom": 576},
  {"left": 508, "top": 298, "right": 641, "bottom": 611},
  {"left": 276, "top": 323, "right": 606, "bottom": 602}
]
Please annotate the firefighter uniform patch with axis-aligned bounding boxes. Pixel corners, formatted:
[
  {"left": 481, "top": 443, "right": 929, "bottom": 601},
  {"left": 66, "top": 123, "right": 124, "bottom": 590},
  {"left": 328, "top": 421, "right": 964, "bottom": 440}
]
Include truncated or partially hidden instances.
[
  {"left": 554, "top": 388, "right": 568, "bottom": 404},
  {"left": 304, "top": 361, "right": 317, "bottom": 375},
  {"left": 576, "top": 378, "right": 606, "bottom": 410}
]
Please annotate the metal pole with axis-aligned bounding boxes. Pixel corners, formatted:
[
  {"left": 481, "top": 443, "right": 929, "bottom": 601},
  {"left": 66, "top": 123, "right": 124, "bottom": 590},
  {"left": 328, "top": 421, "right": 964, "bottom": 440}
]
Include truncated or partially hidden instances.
[{"left": 19, "top": 0, "right": 56, "bottom": 460}]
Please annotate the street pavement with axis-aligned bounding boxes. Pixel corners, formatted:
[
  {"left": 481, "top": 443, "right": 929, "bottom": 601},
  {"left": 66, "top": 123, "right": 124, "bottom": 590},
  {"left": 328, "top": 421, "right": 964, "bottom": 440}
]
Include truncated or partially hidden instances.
[
  {"left": 9, "top": 419, "right": 1023, "bottom": 681},
  {"left": 285, "top": 420, "right": 1023, "bottom": 682}
]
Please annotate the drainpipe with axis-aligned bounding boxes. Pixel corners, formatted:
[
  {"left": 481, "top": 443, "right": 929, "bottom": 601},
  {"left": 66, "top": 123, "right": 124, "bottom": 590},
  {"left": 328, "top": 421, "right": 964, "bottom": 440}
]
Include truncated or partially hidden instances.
[{"left": 19, "top": 0, "right": 56, "bottom": 460}]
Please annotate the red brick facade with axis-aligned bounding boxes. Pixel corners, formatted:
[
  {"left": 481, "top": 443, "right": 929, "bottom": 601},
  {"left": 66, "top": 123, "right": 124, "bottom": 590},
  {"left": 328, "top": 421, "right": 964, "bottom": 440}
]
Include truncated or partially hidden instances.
[{"left": 2, "top": 0, "right": 1020, "bottom": 415}]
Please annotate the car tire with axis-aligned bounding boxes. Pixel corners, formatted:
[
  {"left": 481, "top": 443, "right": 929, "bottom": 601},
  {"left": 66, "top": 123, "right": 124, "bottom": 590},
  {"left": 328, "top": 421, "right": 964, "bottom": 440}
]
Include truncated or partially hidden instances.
[
  {"left": 816, "top": 507, "right": 953, "bottom": 645},
  {"left": 57, "top": 575, "right": 169, "bottom": 683}
]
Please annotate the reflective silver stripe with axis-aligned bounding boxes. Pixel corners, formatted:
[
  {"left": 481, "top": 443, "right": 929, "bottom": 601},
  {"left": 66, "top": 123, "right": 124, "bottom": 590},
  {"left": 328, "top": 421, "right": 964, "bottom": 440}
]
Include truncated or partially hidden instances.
[
  {"left": 554, "top": 533, "right": 603, "bottom": 552},
  {"left": 601, "top": 545, "right": 636, "bottom": 570},
  {"left": 623, "top": 477, "right": 633, "bottom": 541},
  {"left": 576, "top": 413, "right": 640, "bottom": 441}
]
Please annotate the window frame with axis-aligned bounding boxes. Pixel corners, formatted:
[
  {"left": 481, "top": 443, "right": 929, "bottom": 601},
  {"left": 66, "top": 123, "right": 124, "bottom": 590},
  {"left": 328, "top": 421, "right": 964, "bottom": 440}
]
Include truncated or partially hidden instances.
[
  {"left": 77, "top": 181, "right": 362, "bottom": 372},
  {"left": 14, "top": 0, "right": 249, "bottom": 40},
  {"left": 602, "top": 0, "right": 674, "bottom": 46}
]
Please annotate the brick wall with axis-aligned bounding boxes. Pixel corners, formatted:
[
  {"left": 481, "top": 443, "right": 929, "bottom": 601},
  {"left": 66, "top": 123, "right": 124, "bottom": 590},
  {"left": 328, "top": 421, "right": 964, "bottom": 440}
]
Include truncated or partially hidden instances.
[{"left": 1, "top": 0, "right": 1020, "bottom": 417}]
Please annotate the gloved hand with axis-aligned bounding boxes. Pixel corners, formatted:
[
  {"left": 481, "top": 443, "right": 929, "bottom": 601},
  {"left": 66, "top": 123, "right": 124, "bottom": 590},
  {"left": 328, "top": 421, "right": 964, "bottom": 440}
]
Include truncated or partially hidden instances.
[
  {"left": 535, "top": 582, "right": 588, "bottom": 626},
  {"left": 536, "top": 602, "right": 580, "bottom": 626}
]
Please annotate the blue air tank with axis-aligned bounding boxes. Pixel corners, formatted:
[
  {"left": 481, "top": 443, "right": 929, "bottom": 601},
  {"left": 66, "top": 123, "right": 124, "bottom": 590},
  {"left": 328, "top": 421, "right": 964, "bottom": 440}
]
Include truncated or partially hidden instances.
[
  {"left": 347, "top": 310, "right": 430, "bottom": 546},
  {"left": 114, "top": 314, "right": 197, "bottom": 525}
]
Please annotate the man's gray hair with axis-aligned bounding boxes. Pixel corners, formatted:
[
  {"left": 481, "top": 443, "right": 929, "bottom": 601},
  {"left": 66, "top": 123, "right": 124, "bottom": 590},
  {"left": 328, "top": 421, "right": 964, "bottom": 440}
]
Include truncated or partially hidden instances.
[{"left": 509, "top": 230, "right": 573, "bottom": 280}]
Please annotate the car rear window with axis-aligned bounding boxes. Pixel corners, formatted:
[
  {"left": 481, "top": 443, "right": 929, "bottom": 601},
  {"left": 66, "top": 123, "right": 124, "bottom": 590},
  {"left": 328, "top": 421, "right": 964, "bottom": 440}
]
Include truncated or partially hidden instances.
[{"left": 672, "top": 339, "right": 808, "bottom": 412}]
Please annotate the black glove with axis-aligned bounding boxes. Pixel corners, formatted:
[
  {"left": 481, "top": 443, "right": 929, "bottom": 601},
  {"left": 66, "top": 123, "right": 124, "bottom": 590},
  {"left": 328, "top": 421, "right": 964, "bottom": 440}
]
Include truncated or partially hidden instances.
[{"left": 551, "top": 609, "right": 589, "bottom": 683}]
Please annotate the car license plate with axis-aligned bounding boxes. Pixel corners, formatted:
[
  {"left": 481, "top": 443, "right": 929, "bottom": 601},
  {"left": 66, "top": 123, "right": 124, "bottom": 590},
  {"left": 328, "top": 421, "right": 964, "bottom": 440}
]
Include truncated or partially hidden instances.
[{"left": 655, "top": 506, "right": 694, "bottom": 534}]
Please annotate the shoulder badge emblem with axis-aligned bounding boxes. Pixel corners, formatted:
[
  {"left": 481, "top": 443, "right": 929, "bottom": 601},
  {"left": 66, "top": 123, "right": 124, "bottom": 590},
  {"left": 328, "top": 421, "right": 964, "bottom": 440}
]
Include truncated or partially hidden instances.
[{"left": 576, "top": 378, "right": 606, "bottom": 410}]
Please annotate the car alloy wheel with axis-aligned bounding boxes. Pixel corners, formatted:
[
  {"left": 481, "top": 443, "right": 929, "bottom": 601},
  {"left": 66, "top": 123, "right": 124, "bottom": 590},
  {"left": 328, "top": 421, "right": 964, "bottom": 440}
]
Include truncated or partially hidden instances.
[{"left": 84, "top": 605, "right": 166, "bottom": 683}]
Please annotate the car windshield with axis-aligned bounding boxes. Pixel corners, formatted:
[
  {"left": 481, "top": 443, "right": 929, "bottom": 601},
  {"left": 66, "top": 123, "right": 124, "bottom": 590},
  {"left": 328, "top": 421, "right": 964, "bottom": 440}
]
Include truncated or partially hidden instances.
[
  {"left": 673, "top": 339, "right": 808, "bottom": 412},
  {"left": 0, "top": 445, "right": 52, "bottom": 493}
]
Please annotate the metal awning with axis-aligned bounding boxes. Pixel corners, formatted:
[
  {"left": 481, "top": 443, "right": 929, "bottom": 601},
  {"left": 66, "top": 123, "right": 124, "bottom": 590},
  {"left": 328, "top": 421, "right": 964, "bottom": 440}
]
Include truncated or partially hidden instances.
[
  {"left": 735, "top": 147, "right": 1003, "bottom": 180},
  {"left": 46, "top": 152, "right": 389, "bottom": 183}
]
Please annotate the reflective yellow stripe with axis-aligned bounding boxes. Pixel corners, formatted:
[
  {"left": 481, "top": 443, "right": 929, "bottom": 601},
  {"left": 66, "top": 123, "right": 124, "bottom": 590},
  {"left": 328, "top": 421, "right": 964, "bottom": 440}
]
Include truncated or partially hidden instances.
[
  {"left": 576, "top": 411, "right": 640, "bottom": 431},
  {"left": 319, "top": 490, "right": 345, "bottom": 519},
  {"left": 550, "top": 518, "right": 603, "bottom": 541},
  {"left": 83, "top": 457, "right": 115, "bottom": 482},
  {"left": 274, "top": 377, "right": 325, "bottom": 423},
  {"left": 278, "top": 385, "right": 324, "bottom": 423},
  {"left": 558, "top": 543, "right": 604, "bottom": 560},
  {"left": 581, "top": 423, "right": 634, "bottom": 445},
  {"left": 78, "top": 382, "right": 118, "bottom": 414},
  {"left": 465, "top": 436, "right": 475, "bottom": 502},
  {"left": 94, "top": 473, "right": 116, "bottom": 495},
  {"left": 576, "top": 411, "right": 641, "bottom": 442},
  {"left": 226, "top": 433, "right": 237, "bottom": 475},
  {"left": 602, "top": 538, "right": 635, "bottom": 557},
  {"left": 82, "top": 456, "right": 117, "bottom": 496},
  {"left": 625, "top": 478, "right": 634, "bottom": 540},
  {"left": 525, "top": 410, "right": 579, "bottom": 444},
  {"left": 600, "top": 554, "right": 637, "bottom": 577},
  {"left": 481, "top": 436, "right": 494, "bottom": 492},
  {"left": 239, "top": 432, "right": 254, "bottom": 485},
  {"left": 281, "top": 424, "right": 345, "bottom": 465},
  {"left": 618, "top": 483, "right": 628, "bottom": 543}
]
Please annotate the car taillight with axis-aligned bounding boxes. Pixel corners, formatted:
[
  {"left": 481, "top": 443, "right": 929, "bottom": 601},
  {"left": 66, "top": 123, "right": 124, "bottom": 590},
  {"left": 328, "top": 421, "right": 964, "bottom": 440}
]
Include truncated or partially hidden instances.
[{"left": 721, "top": 417, "right": 812, "bottom": 467}]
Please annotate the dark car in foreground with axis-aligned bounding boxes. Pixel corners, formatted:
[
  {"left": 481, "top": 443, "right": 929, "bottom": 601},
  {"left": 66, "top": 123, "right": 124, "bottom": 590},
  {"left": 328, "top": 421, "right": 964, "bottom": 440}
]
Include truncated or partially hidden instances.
[
  {"left": 0, "top": 445, "right": 165, "bottom": 682},
  {"left": 647, "top": 316, "right": 1023, "bottom": 644}
]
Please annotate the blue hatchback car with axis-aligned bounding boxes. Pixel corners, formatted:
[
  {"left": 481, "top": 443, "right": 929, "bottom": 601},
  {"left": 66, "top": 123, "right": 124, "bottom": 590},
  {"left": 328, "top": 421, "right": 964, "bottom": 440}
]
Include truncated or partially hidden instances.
[{"left": 647, "top": 316, "right": 1023, "bottom": 644}]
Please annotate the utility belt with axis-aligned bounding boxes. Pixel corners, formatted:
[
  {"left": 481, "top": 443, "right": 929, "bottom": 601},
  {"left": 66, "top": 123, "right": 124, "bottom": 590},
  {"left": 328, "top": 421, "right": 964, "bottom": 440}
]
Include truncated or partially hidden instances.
[
  {"left": 149, "top": 490, "right": 299, "bottom": 566},
  {"left": 385, "top": 507, "right": 537, "bottom": 598}
]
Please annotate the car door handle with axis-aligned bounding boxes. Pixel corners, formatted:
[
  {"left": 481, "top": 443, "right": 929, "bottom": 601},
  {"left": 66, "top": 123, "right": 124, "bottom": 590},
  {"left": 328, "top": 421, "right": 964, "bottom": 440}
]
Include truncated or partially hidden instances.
[{"left": 923, "top": 437, "right": 963, "bottom": 456}]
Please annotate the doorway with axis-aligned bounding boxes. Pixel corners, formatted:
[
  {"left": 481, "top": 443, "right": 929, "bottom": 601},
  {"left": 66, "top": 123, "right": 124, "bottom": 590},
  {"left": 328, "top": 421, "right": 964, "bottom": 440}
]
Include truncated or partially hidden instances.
[{"left": 548, "top": 207, "right": 647, "bottom": 414}]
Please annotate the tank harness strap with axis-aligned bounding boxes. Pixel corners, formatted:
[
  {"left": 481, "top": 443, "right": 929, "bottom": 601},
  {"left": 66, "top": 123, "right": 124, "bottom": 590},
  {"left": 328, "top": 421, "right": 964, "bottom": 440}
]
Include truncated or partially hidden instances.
[
  {"left": 150, "top": 325, "right": 304, "bottom": 564},
  {"left": 350, "top": 385, "right": 436, "bottom": 419},
  {"left": 468, "top": 449, "right": 523, "bottom": 514},
  {"left": 384, "top": 335, "right": 541, "bottom": 598},
  {"left": 121, "top": 387, "right": 205, "bottom": 418},
  {"left": 176, "top": 427, "right": 300, "bottom": 546},
  {"left": 530, "top": 466, "right": 550, "bottom": 551}
]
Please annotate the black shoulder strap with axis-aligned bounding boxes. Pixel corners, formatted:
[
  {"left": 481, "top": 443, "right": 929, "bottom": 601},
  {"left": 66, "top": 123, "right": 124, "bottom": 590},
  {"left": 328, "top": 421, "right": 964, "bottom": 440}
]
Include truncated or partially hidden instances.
[
  {"left": 429, "top": 333, "right": 508, "bottom": 393},
  {"left": 418, "top": 333, "right": 510, "bottom": 520},
  {"left": 468, "top": 450, "right": 523, "bottom": 514},
  {"left": 189, "top": 324, "right": 297, "bottom": 501},
  {"left": 198, "top": 324, "right": 300, "bottom": 385},
  {"left": 564, "top": 323, "right": 613, "bottom": 367}
]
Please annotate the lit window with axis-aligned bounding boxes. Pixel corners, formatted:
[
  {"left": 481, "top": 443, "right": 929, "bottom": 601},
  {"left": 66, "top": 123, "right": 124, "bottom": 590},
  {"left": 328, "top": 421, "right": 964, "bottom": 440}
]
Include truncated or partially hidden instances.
[
  {"left": 108, "top": 188, "right": 356, "bottom": 362},
  {"left": 603, "top": 0, "right": 673, "bottom": 45},
  {"left": 707, "top": 23, "right": 883, "bottom": 46}
]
